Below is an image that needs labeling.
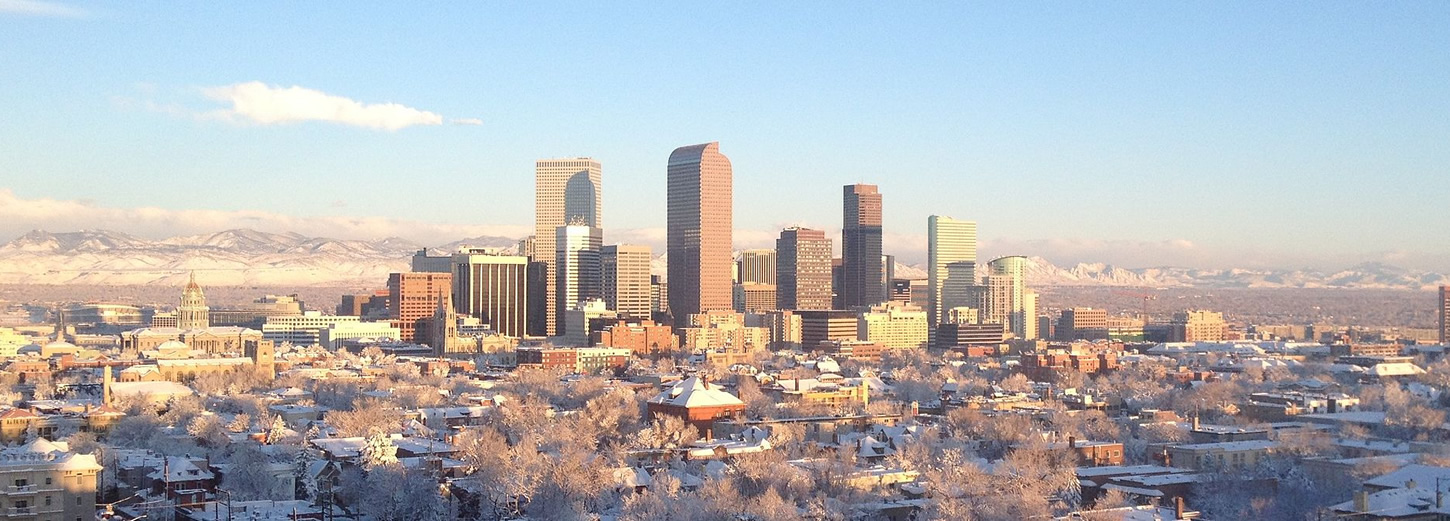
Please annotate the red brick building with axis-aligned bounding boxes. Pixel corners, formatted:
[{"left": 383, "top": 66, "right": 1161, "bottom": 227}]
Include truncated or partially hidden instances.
[
  {"left": 594, "top": 320, "right": 679, "bottom": 355},
  {"left": 388, "top": 272, "right": 452, "bottom": 343},
  {"left": 646, "top": 376, "right": 746, "bottom": 438},
  {"left": 1045, "top": 437, "right": 1125, "bottom": 467},
  {"left": 516, "top": 346, "right": 630, "bottom": 374},
  {"left": 1020, "top": 346, "right": 1121, "bottom": 381}
]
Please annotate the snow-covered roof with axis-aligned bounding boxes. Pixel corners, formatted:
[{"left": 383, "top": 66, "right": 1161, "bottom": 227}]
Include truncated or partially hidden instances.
[
  {"left": 0, "top": 438, "right": 100, "bottom": 472},
  {"left": 686, "top": 438, "right": 772, "bottom": 459},
  {"left": 120, "top": 364, "right": 159, "bottom": 376},
  {"left": 1300, "top": 411, "right": 1389, "bottom": 426},
  {"left": 1330, "top": 486, "right": 1450, "bottom": 517},
  {"left": 648, "top": 376, "right": 744, "bottom": 408},
  {"left": 1168, "top": 440, "right": 1278, "bottom": 453},
  {"left": 1365, "top": 465, "right": 1450, "bottom": 491},
  {"left": 1369, "top": 362, "right": 1427, "bottom": 377},
  {"left": 614, "top": 466, "right": 653, "bottom": 488},
  {"left": 1146, "top": 342, "right": 1270, "bottom": 356},
  {"left": 109, "top": 380, "right": 195, "bottom": 398},
  {"left": 157, "top": 357, "right": 251, "bottom": 367},
  {"left": 146, "top": 456, "right": 214, "bottom": 482},
  {"left": 1076, "top": 465, "right": 1186, "bottom": 478}
]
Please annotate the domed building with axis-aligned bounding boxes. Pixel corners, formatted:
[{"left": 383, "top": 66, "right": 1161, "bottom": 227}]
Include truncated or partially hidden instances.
[
  {"left": 39, "top": 339, "right": 81, "bottom": 357},
  {"left": 177, "top": 271, "right": 210, "bottom": 330}
]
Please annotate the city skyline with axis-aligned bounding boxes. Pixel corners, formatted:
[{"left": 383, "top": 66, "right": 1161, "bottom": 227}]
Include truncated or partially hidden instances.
[{"left": 2, "top": 3, "right": 1449, "bottom": 271}]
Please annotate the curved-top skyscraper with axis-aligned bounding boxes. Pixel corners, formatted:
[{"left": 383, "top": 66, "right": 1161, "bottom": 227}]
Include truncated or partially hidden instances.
[
  {"left": 536, "top": 158, "right": 602, "bottom": 336},
  {"left": 986, "top": 255, "right": 1037, "bottom": 340},
  {"left": 667, "top": 142, "right": 732, "bottom": 321}
]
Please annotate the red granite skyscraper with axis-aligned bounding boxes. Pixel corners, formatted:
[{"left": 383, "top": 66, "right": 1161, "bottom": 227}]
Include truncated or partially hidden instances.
[{"left": 667, "top": 143, "right": 733, "bottom": 321}]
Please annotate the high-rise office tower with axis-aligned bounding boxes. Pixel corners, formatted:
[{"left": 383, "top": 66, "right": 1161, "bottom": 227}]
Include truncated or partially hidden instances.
[
  {"left": 1439, "top": 286, "right": 1448, "bottom": 344},
  {"left": 882, "top": 254, "right": 896, "bottom": 299},
  {"left": 555, "top": 223, "right": 603, "bottom": 335},
  {"left": 387, "top": 272, "right": 452, "bottom": 343},
  {"left": 667, "top": 142, "right": 733, "bottom": 320},
  {"left": 602, "top": 244, "right": 653, "bottom": 320},
  {"left": 842, "top": 184, "right": 884, "bottom": 308},
  {"left": 776, "top": 227, "right": 834, "bottom": 311},
  {"left": 526, "top": 261, "right": 547, "bottom": 336},
  {"left": 177, "top": 272, "right": 210, "bottom": 330},
  {"left": 986, "top": 255, "right": 1036, "bottom": 340},
  {"left": 651, "top": 275, "right": 668, "bottom": 317},
  {"left": 451, "top": 252, "right": 529, "bottom": 337},
  {"left": 927, "top": 216, "right": 977, "bottom": 326},
  {"left": 536, "top": 158, "right": 602, "bottom": 336},
  {"left": 737, "top": 249, "right": 777, "bottom": 285}
]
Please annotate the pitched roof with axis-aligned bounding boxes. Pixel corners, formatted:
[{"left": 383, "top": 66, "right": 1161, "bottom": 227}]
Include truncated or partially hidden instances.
[
  {"left": 0, "top": 407, "right": 43, "bottom": 420},
  {"left": 648, "top": 376, "right": 744, "bottom": 408},
  {"left": 1365, "top": 464, "right": 1450, "bottom": 491}
]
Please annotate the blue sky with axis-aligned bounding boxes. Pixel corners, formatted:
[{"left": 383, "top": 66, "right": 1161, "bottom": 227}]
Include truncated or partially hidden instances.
[{"left": 1, "top": 2, "right": 1447, "bottom": 269}]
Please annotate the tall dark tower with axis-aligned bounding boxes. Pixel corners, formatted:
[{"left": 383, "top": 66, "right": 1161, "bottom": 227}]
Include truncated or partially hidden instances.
[{"left": 842, "top": 184, "right": 883, "bottom": 308}]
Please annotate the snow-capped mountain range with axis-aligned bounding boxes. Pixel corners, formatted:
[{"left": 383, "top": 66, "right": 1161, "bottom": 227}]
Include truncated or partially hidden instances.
[
  {"left": 0, "top": 229, "right": 1444, "bottom": 290},
  {"left": 0, "top": 229, "right": 514, "bottom": 286}
]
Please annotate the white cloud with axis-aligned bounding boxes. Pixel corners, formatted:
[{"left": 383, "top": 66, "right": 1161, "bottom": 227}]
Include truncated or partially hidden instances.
[
  {"left": 0, "top": 189, "right": 527, "bottom": 246},
  {"left": 451, "top": 118, "right": 484, "bottom": 126},
  {"left": 201, "top": 82, "right": 452, "bottom": 131},
  {"left": 0, "top": 0, "right": 88, "bottom": 16}
]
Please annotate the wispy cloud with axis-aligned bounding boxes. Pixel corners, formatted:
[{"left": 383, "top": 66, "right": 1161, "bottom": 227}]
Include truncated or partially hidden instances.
[
  {"left": 0, "top": 189, "right": 527, "bottom": 246},
  {"left": 451, "top": 117, "right": 484, "bottom": 126},
  {"left": 0, "top": 0, "right": 88, "bottom": 17},
  {"left": 200, "top": 82, "right": 471, "bottom": 131}
]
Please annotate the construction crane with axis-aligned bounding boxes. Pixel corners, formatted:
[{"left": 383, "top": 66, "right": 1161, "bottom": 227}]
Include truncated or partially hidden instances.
[{"left": 1112, "top": 290, "right": 1157, "bottom": 323}]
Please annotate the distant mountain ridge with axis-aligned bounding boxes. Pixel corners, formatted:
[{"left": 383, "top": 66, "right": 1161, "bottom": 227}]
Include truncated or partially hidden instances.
[
  {"left": 1011, "top": 256, "right": 1449, "bottom": 290},
  {"left": 0, "top": 229, "right": 1443, "bottom": 289},
  {"left": 0, "top": 229, "right": 514, "bottom": 286}
]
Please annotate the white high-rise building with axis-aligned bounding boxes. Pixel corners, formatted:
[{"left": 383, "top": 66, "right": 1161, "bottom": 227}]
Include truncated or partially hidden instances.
[
  {"left": 602, "top": 244, "right": 653, "bottom": 320},
  {"left": 556, "top": 224, "right": 603, "bottom": 337},
  {"left": 859, "top": 301, "right": 929, "bottom": 350},
  {"left": 986, "top": 256, "right": 1036, "bottom": 340},
  {"left": 927, "top": 216, "right": 977, "bottom": 326},
  {"left": 536, "top": 158, "right": 602, "bottom": 336}
]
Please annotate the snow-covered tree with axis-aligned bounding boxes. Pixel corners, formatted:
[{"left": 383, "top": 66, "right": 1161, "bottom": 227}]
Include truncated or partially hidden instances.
[
  {"left": 265, "top": 415, "right": 289, "bottom": 445},
  {"left": 186, "top": 415, "right": 230, "bottom": 448},
  {"left": 223, "top": 445, "right": 283, "bottom": 501},
  {"left": 294, "top": 448, "right": 318, "bottom": 502},
  {"left": 226, "top": 413, "right": 251, "bottom": 433},
  {"left": 360, "top": 429, "right": 398, "bottom": 470}
]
